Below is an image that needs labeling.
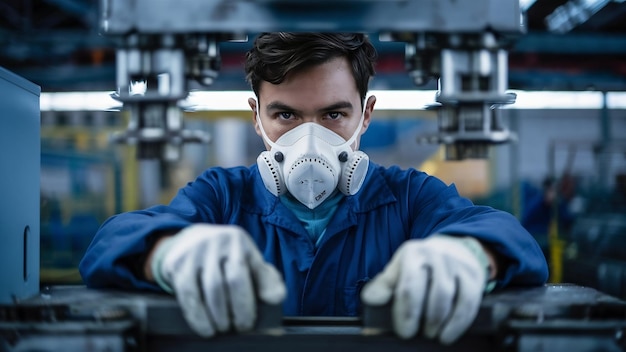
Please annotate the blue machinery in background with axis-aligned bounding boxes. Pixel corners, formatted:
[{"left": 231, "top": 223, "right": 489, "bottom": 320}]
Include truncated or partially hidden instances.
[{"left": 40, "top": 150, "right": 123, "bottom": 284}]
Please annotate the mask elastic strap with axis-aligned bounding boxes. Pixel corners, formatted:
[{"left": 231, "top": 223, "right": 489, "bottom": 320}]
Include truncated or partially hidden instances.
[
  {"left": 254, "top": 100, "right": 279, "bottom": 150},
  {"left": 344, "top": 104, "right": 367, "bottom": 149}
]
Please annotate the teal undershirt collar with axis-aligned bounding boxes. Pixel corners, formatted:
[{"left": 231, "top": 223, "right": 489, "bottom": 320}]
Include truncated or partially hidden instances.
[{"left": 280, "top": 190, "right": 344, "bottom": 247}]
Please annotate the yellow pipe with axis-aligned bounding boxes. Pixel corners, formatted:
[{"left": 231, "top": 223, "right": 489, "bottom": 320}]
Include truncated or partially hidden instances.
[{"left": 548, "top": 217, "right": 563, "bottom": 283}]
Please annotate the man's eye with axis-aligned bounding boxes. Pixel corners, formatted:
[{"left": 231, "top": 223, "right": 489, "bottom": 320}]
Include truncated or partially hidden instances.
[
  {"left": 327, "top": 112, "right": 342, "bottom": 120},
  {"left": 278, "top": 112, "right": 293, "bottom": 120}
]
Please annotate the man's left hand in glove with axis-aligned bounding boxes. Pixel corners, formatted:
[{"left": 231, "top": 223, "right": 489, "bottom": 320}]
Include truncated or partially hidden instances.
[{"left": 360, "top": 235, "right": 497, "bottom": 345}]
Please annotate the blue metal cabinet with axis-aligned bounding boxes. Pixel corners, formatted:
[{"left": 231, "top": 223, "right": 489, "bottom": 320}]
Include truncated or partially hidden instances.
[{"left": 0, "top": 67, "right": 41, "bottom": 304}]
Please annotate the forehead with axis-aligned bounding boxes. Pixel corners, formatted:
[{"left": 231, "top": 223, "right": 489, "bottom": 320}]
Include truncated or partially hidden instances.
[{"left": 258, "top": 57, "right": 359, "bottom": 109}]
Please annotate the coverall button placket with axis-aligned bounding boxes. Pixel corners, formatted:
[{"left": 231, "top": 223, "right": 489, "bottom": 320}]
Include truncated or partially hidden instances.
[{"left": 299, "top": 200, "right": 358, "bottom": 315}]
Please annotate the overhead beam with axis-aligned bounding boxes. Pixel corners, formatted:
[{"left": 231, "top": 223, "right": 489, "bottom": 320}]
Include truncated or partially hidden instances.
[{"left": 512, "top": 31, "right": 626, "bottom": 54}]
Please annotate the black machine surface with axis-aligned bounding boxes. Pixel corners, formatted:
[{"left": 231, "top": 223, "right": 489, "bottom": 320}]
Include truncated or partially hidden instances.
[{"left": 1, "top": 284, "right": 625, "bottom": 352}]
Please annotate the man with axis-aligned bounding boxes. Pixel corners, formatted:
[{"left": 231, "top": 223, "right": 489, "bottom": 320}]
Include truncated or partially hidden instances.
[{"left": 79, "top": 33, "right": 548, "bottom": 345}]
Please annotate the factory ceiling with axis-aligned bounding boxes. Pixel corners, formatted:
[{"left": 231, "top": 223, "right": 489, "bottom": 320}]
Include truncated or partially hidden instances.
[{"left": 1, "top": 0, "right": 626, "bottom": 92}]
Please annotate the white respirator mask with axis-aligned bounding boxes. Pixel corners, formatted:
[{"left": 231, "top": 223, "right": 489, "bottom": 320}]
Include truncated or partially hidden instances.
[{"left": 256, "top": 103, "right": 369, "bottom": 209}]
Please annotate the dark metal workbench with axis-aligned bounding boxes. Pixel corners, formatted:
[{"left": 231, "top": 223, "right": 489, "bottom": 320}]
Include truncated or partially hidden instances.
[{"left": 1, "top": 284, "right": 625, "bottom": 351}]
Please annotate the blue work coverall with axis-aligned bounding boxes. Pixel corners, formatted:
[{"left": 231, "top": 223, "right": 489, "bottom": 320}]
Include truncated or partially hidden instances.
[{"left": 79, "top": 162, "right": 548, "bottom": 316}]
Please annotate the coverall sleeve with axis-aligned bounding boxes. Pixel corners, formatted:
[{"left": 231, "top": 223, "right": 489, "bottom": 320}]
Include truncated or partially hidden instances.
[
  {"left": 78, "top": 167, "right": 244, "bottom": 290},
  {"left": 404, "top": 171, "right": 549, "bottom": 289}
]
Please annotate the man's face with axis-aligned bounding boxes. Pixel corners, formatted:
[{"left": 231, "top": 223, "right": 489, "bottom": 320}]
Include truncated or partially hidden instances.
[{"left": 248, "top": 57, "right": 376, "bottom": 150}]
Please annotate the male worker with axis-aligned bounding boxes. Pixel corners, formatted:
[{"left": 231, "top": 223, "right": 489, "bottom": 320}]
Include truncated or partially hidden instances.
[{"left": 80, "top": 33, "right": 548, "bottom": 345}]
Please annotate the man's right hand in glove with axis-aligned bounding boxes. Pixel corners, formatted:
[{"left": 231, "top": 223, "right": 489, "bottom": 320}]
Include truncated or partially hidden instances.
[{"left": 144, "top": 224, "right": 287, "bottom": 337}]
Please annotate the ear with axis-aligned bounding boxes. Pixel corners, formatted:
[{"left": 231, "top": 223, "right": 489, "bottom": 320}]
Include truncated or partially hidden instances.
[
  {"left": 361, "top": 95, "right": 376, "bottom": 135},
  {"left": 248, "top": 97, "right": 262, "bottom": 137}
]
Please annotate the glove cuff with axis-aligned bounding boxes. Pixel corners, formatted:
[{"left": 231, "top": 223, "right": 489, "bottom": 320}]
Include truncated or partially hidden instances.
[
  {"left": 438, "top": 235, "right": 496, "bottom": 293},
  {"left": 150, "top": 236, "right": 178, "bottom": 294}
]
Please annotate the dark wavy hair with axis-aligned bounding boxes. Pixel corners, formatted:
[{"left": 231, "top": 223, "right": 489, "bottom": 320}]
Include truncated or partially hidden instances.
[{"left": 245, "top": 33, "right": 377, "bottom": 107}]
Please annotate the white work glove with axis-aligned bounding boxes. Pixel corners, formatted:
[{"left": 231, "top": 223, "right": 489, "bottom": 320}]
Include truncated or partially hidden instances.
[
  {"left": 360, "top": 235, "right": 490, "bottom": 345},
  {"left": 151, "top": 224, "right": 287, "bottom": 337}
]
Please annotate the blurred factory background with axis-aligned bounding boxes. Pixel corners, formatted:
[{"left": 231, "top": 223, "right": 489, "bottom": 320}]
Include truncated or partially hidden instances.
[{"left": 1, "top": 0, "right": 625, "bottom": 299}]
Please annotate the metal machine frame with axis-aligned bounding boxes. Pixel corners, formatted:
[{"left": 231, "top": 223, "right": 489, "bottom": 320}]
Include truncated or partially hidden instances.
[{"left": 100, "top": 0, "right": 522, "bottom": 160}]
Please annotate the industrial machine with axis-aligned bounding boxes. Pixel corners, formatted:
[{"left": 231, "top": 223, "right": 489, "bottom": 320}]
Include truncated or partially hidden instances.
[
  {"left": 1, "top": 284, "right": 625, "bottom": 351},
  {"left": 100, "top": 0, "right": 520, "bottom": 161}
]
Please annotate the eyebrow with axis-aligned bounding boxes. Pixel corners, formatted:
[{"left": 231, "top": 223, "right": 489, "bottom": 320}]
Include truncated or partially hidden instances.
[{"left": 265, "top": 101, "right": 354, "bottom": 114}]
